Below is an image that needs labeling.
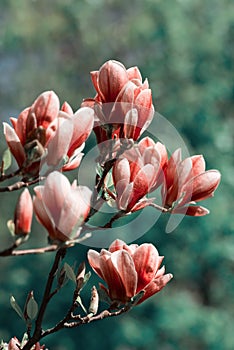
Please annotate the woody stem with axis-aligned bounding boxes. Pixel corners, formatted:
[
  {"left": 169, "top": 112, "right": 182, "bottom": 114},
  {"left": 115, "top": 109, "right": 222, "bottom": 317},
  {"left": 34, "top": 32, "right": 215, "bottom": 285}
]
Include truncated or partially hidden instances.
[{"left": 22, "top": 247, "right": 66, "bottom": 350}]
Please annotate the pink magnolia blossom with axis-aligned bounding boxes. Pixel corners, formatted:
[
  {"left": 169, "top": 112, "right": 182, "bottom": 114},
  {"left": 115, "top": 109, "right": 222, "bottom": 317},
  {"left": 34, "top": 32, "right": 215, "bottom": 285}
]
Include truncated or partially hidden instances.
[
  {"left": 162, "top": 149, "right": 221, "bottom": 216},
  {"left": 112, "top": 137, "right": 166, "bottom": 212},
  {"left": 33, "top": 171, "right": 92, "bottom": 242},
  {"left": 82, "top": 60, "right": 154, "bottom": 148},
  {"left": 3, "top": 91, "right": 94, "bottom": 176},
  {"left": 88, "top": 239, "right": 173, "bottom": 305},
  {"left": 4, "top": 91, "right": 60, "bottom": 168},
  {"left": 14, "top": 188, "right": 33, "bottom": 235}
]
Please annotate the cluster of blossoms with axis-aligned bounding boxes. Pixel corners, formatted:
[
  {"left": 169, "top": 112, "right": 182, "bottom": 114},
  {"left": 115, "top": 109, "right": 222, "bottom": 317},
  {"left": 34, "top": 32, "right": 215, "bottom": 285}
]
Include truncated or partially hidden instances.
[
  {"left": 1, "top": 60, "right": 221, "bottom": 350},
  {"left": 4, "top": 91, "right": 94, "bottom": 176}
]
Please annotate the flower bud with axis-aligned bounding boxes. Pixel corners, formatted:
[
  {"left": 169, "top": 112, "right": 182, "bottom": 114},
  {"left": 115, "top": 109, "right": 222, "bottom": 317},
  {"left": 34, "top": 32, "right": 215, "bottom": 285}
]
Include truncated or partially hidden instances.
[
  {"left": 14, "top": 189, "right": 33, "bottom": 235},
  {"left": 88, "top": 286, "right": 99, "bottom": 315}
]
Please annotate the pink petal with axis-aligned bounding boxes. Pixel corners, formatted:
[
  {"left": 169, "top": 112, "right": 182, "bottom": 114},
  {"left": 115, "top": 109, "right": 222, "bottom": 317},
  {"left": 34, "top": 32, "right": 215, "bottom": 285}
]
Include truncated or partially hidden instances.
[
  {"left": 142, "top": 146, "right": 160, "bottom": 167},
  {"left": 173, "top": 205, "right": 210, "bottom": 216},
  {"left": 135, "top": 89, "right": 153, "bottom": 125},
  {"left": 123, "top": 108, "right": 138, "bottom": 139},
  {"left": 109, "top": 239, "right": 137, "bottom": 255},
  {"left": 132, "top": 243, "right": 159, "bottom": 292},
  {"left": 99, "top": 251, "right": 128, "bottom": 302},
  {"left": 3, "top": 122, "right": 26, "bottom": 167},
  {"left": 155, "top": 142, "right": 168, "bottom": 168},
  {"left": 90, "top": 71, "right": 104, "bottom": 99},
  {"left": 54, "top": 183, "right": 91, "bottom": 238},
  {"left": 118, "top": 182, "right": 133, "bottom": 211},
  {"left": 138, "top": 137, "right": 156, "bottom": 153},
  {"left": 129, "top": 161, "right": 142, "bottom": 182},
  {"left": 113, "top": 158, "right": 130, "bottom": 187},
  {"left": 11, "top": 107, "right": 29, "bottom": 145},
  {"left": 137, "top": 273, "right": 173, "bottom": 304},
  {"left": 87, "top": 249, "right": 106, "bottom": 280},
  {"left": 111, "top": 250, "right": 137, "bottom": 299},
  {"left": 191, "top": 155, "right": 206, "bottom": 176},
  {"left": 165, "top": 148, "right": 182, "bottom": 189},
  {"left": 62, "top": 150, "right": 83, "bottom": 171},
  {"left": 42, "top": 171, "right": 71, "bottom": 226},
  {"left": 187, "top": 170, "right": 221, "bottom": 202},
  {"left": 33, "top": 195, "right": 56, "bottom": 239},
  {"left": 67, "top": 107, "right": 94, "bottom": 157},
  {"left": 61, "top": 101, "right": 73, "bottom": 116},
  {"left": 127, "top": 66, "right": 142, "bottom": 81},
  {"left": 155, "top": 264, "right": 165, "bottom": 278},
  {"left": 128, "top": 164, "right": 155, "bottom": 210},
  {"left": 98, "top": 60, "right": 128, "bottom": 102},
  {"left": 74, "top": 185, "right": 92, "bottom": 219},
  {"left": 109, "top": 239, "right": 127, "bottom": 252},
  {"left": 10, "top": 117, "right": 17, "bottom": 129},
  {"left": 29, "top": 91, "right": 60, "bottom": 128},
  {"left": 46, "top": 113, "right": 73, "bottom": 167}
]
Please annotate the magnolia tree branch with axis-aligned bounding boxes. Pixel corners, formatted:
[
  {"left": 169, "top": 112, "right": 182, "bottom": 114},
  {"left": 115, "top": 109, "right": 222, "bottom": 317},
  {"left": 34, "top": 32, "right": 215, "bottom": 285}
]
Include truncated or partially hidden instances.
[
  {"left": 64, "top": 305, "right": 131, "bottom": 329},
  {"left": 22, "top": 248, "right": 67, "bottom": 350},
  {"left": 41, "top": 304, "right": 132, "bottom": 338},
  {"left": 0, "top": 168, "right": 21, "bottom": 182},
  {"left": 0, "top": 231, "right": 92, "bottom": 257},
  {"left": 0, "top": 177, "right": 43, "bottom": 192},
  {"left": 0, "top": 244, "right": 59, "bottom": 257},
  {"left": 41, "top": 279, "right": 82, "bottom": 338},
  {"left": 102, "top": 210, "right": 126, "bottom": 228}
]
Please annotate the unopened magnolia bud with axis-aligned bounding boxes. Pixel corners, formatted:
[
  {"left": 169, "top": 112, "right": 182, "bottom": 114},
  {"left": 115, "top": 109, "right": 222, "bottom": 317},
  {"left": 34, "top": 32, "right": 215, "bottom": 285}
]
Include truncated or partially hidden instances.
[
  {"left": 88, "top": 286, "right": 99, "bottom": 315},
  {"left": 14, "top": 188, "right": 33, "bottom": 235}
]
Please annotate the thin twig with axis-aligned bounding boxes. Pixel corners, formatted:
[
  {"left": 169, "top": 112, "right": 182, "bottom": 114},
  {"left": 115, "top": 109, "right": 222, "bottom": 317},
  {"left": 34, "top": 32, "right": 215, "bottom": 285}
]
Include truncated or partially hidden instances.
[
  {"left": 96, "top": 158, "right": 116, "bottom": 193},
  {"left": 0, "top": 177, "right": 44, "bottom": 192},
  {"left": 0, "top": 244, "right": 59, "bottom": 257},
  {"left": 41, "top": 282, "right": 81, "bottom": 338},
  {"left": 102, "top": 210, "right": 126, "bottom": 228},
  {"left": 64, "top": 305, "right": 131, "bottom": 329},
  {"left": 22, "top": 248, "right": 67, "bottom": 350},
  {"left": 42, "top": 304, "right": 131, "bottom": 337},
  {"left": 0, "top": 168, "right": 21, "bottom": 182},
  {"left": 148, "top": 202, "right": 169, "bottom": 213}
]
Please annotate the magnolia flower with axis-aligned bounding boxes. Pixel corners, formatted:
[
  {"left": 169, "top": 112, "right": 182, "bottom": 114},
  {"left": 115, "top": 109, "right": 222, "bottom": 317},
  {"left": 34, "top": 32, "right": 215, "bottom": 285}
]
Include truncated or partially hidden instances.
[
  {"left": 82, "top": 60, "right": 154, "bottom": 146},
  {"left": 3, "top": 91, "right": 94, "bottom": 177},
  {"left": 45, "top": 107, "right": 94, "bottom": 173},
  {"left": 162, "top": 149, "right": 221, "bottom": 216},
  {"left": 14, "top": 188, "right": 33, "bottom": 235},
  {"left": 33, "top": 171, "right": 92, "bottom": 242},
  {"left": 112, "top": 137, "right": 167, "bottom": 212},
  {"left": 4, "top": 91, "right": 60, "bottom": 169},
  {"left": 88, "top": 239, "right": 173, "bottom": 305}
]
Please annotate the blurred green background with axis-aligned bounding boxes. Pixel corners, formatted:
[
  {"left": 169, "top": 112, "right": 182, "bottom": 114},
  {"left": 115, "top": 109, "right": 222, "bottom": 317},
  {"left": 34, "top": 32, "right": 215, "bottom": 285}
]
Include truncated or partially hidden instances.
[{"left": 0, "top": 0, "right": 234, "bottom": 349}]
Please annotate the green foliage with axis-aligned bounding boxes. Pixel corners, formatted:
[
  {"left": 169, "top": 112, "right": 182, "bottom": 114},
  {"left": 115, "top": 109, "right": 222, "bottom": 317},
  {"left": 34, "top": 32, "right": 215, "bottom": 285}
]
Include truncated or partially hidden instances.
[
  {"left": 0, "top": 0, "right": 233, "bottom": 349},
  {"left": 10, "top": 296, "right": 24, "bottom": 321},
  {"left": 26, "top": 294, "right": 38, "bottom": 321},
  {"left": 1, "top": 148, "right": 12, "bottom": 172},
  {"left": 63, "top": 262, "right": 77, "bottom": 285}
]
